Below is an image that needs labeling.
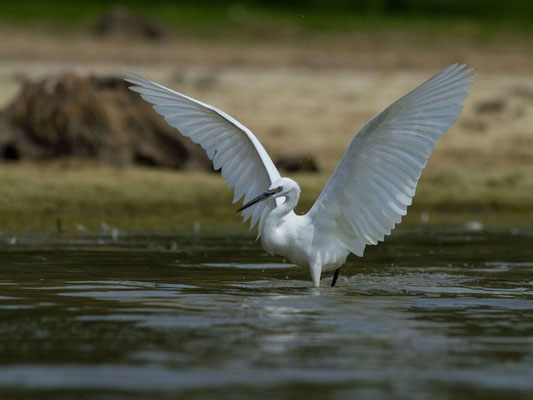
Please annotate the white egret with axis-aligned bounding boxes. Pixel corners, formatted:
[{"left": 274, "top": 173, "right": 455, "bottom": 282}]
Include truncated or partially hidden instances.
[{"left": 126, "top": 64, "right": 475, "bottom": 287}]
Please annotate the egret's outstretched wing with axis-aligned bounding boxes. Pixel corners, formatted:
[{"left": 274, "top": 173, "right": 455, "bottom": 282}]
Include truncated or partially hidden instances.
[
  {"left": 307, "top": 64, "right": 475, "bottom": 256},
  {"left": 125, "top": 73, "right": 281, "bottom": 235}
]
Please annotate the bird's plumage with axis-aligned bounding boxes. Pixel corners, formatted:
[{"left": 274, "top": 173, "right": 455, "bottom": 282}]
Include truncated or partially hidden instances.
[
  {"left": 307, "top": 63, "right": 475, "bottom": 257},
  {"left": 126, "top": 64, "right": 475, "bottom": 287},
  {"left": 125, "top": 72, "right": 282, "bottom": 236}
]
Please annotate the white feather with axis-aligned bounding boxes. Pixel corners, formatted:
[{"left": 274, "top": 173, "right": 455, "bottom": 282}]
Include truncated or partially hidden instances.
[
  {"left": 307, "top": 64, "right": 476, "bottom": 253},
  {"left": 126, "top": 72, "right": 281, "bottom": 235}
]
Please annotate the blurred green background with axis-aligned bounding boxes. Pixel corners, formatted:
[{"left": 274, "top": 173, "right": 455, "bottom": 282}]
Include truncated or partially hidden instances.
[{"left": 0, "top": 0, "right": 533, "bottom": 37}]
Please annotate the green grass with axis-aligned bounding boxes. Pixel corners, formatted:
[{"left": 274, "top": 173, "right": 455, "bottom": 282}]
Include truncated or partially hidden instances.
[
  {"left": 0, "top": 0, "right": 531, "bottom": 39},
  {"left": 0, "top": 161, "right": 532, "bottom": 236}
]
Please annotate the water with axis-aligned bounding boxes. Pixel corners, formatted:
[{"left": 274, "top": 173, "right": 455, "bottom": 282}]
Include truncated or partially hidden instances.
[{"left": 1, "top": 227, "right": 532, "bottom": 399}]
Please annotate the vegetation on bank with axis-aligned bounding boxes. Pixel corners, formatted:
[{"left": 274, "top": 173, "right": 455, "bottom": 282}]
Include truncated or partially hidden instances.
[
  {"left": 0, "top": 161, "right": 531, "bottom": 236},
  {"left": 0, "top": 0, "right": 531, "bottom": 38}
]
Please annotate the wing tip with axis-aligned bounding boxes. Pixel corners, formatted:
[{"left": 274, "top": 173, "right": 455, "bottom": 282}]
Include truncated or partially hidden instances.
[
  {"left": 451, "top": 63, "right": 476, "bottom": 79},
  {"left": 123, "top": 71, "right": 145, "bottom": 86},
  {"left": 442, "top": 62, "right": 475, "bottom": 77}
]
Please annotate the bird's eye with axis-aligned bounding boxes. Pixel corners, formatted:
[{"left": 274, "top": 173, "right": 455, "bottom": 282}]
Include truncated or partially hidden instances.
[{"left": 276, "top": 186, "right": 283, "bottom": 192}]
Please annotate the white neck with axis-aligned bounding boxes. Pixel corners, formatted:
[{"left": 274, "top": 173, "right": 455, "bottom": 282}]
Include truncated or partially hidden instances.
[{"left": 266, "top": 191, "right": 299, "bottom": 227}]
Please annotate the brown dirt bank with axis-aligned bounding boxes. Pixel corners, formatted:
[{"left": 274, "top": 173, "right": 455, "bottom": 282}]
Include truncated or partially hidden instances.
[{"left": 0, "top": 26, "right": 531, "bottom": 233}]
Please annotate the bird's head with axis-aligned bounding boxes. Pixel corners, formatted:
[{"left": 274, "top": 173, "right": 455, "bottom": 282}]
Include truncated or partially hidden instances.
[
  {"left": 268, "top": 177, "right": 301, "bottom": 198},
  {"left": 237, "top": 177, "right": 300, "bottom": 212}
]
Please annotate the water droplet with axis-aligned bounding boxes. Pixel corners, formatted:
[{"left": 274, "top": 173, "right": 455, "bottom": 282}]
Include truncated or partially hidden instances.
[
  {"left": 465, "top": 221, "right": 483, "bottom": 232},
  {"left": 193, "top": 221, "right": 201, "bottom": 234}
]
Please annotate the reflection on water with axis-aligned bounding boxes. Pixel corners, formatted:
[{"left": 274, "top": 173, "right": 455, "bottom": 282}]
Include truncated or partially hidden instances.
[{"left": 0, "top": 228, "right": 532, "bottom": 399}]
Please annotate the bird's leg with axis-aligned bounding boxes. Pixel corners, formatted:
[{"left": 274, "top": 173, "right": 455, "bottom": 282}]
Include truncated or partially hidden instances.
[
  {"left": 331, "top": 268, "right": 341, "bottom": 287},
  {"left": 309, "top": 262, "right": 322, "bottom": 288}
]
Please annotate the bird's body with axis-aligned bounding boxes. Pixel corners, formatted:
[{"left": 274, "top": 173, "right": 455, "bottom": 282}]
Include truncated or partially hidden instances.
[
  {"left": 262, "top": 213, "right": 345, "bottom": 272},
  {"left": 126, "top": 64, "right": 475, "bottom": 287},
  {"left": 257, "top": 180, "right": 348, "bottom": 286}
]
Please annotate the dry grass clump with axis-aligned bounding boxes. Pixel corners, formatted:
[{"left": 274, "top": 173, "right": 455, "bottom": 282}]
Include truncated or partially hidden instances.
[{"left": 0, "top": 74, "right": 209, "bottom": 169}]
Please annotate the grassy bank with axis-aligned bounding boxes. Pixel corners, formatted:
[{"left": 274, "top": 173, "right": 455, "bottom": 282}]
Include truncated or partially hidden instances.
[{"left": 0, "top": 161, "right": 531, "bottom": 236}]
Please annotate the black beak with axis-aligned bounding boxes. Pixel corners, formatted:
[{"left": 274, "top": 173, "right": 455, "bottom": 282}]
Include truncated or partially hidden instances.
[{"left": 237, "top": 189, "right": 276, "bottom": 212}]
